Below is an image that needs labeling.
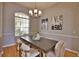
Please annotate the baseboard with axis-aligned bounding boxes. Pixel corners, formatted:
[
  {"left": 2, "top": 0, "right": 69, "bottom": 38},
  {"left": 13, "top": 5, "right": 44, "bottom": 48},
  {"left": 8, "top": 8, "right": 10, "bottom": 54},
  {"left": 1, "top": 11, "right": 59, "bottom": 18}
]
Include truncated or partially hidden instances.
[{"left": 2, "top": 43, "right": 16, "bottom": 48}]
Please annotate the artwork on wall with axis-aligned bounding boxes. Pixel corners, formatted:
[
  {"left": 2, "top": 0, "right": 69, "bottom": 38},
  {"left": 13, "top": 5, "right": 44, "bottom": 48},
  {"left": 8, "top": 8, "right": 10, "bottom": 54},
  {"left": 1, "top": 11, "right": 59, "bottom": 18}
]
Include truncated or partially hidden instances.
[
  {"left": 51, "top": 15, "right": 63, "bottom": 30},
  {"left": 41, "top": 18, "right": 48, "bottom": 31}
]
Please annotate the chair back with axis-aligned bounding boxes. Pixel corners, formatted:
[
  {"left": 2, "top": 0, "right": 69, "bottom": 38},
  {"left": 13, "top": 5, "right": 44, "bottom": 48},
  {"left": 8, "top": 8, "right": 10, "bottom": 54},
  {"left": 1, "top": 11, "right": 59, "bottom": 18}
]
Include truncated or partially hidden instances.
[
  {"left": 16, "top": 39, "right": 22, "bottom": 50},
  {"left": 17, "top": 39, "right": 22, "bottom": 44},
  {"left": 21, "top": 43, "right": 30, "bottom": 51},
  {"left": 55, "top": 40, "right": 65, "bottom": 57}
]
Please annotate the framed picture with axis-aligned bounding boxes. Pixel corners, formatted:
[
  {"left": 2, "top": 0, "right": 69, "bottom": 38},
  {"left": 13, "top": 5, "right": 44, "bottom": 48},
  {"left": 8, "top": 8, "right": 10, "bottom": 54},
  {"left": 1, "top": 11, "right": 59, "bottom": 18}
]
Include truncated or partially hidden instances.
[
  {"left": 41, "top": 18, "right": 48, "bottom": 31},
  {"left": 51, "top": 15, "right": 63, "bottom": 30}
]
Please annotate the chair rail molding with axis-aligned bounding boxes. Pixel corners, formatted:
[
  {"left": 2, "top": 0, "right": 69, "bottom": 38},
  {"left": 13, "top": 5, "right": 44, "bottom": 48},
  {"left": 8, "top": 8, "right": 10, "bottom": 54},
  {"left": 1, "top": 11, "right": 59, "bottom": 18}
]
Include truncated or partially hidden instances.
[{"left": 40, "top": 32, "right": 79, "bottom": 39}]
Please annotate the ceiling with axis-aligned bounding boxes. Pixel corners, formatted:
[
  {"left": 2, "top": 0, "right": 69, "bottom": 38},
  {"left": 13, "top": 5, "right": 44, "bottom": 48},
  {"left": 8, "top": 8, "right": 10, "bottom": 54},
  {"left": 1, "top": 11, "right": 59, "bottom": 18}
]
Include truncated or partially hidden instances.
[{"left": 16, "top": 2, "right": 57, "bottom": 10}]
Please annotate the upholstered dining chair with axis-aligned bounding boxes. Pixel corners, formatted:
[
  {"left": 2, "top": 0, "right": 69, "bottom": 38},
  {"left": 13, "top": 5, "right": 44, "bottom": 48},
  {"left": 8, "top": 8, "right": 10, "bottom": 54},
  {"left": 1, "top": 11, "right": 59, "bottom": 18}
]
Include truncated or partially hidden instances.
[
  {"left": 47, "top": 40, "right": 65, "bottom": 57},
  {"left": 20, "top": 43, "right": 40, "bottom": 57}
]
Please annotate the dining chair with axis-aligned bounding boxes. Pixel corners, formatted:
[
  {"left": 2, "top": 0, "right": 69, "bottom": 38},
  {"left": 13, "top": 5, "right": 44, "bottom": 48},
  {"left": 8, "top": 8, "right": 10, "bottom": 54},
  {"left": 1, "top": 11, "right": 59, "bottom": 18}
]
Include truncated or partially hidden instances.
[
  {"left": 20, "top": 43, "right": 40, "bottom": 57},
  {"left": 16, "top": 39, "right": 22, "bottom": 51},
  {"left": 47, "top": 40, "right": 65, "bottom": 57}
]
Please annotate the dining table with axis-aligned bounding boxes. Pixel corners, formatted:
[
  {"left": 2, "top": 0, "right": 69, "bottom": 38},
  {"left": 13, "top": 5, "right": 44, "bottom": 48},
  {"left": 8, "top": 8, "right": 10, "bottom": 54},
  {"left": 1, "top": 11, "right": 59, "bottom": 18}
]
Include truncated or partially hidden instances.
[{"left": 20, "top": 35, "right": 58, "bottom": 57}]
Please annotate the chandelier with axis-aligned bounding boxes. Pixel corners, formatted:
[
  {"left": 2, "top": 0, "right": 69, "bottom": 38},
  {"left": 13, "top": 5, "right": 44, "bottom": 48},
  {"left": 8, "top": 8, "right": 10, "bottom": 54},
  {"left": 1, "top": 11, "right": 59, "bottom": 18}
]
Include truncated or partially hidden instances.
[{"left": 29, "top": 2, "right": 42, "bottom": 17}]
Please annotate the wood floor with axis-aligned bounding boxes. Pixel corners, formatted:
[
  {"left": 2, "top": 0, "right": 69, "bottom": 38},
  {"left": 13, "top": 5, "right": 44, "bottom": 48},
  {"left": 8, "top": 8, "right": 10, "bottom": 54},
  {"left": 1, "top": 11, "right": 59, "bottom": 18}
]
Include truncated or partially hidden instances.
[
  {"left": 3, "top": 45, "right": 19, "bottom": 57},
  {"left": 2, "top": 45, "right": 78, "bottom": 57},
  {"left": 64, "top": 49, "right": 78, "bottom": 57}
]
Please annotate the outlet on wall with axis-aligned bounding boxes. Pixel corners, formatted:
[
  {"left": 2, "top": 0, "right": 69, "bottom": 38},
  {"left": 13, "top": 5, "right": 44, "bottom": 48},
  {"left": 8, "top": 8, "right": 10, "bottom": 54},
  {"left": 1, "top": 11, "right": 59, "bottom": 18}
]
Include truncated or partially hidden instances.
[{"left": 72, "top": 30, "right": 76, "bottom": 35}]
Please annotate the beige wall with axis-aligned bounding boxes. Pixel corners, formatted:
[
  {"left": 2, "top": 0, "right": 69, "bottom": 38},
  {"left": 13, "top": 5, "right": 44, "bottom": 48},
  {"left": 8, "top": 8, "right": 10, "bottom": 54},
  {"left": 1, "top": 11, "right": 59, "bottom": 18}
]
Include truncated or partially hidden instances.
[
  {"left": 39, "top": 3, "right": 79, "bottom": 51},
  {"left": 0, "top": 3, "right": 3, "bottom": 37},
  {"left": 0, "top": 3, "right": 3, "bottom": 46},
  {"left": 30, "top": 17, "right": 39, "bottom": 35},
  {"left": 2, "top": 2, "right": 38, "bottom": 46},
  {"left": 73, "top": 7, "right": 79, "bottom": 51}
]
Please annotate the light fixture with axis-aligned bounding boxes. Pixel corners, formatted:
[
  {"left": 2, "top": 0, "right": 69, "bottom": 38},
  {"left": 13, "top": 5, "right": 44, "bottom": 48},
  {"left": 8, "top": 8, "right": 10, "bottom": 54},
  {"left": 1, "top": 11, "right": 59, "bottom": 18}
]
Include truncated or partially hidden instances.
[{"left": 29, "top": 2, "right": 42, "bottom": 17}]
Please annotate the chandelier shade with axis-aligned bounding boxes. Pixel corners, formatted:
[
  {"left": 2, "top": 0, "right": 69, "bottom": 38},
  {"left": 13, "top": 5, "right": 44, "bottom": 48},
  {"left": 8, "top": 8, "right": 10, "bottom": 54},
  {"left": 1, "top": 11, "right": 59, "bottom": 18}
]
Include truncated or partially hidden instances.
[
  {"left": 29, "top": 9, "right": 42, "bottom": 17},
  {"left": 28, "top": 2, "right": 42, "bottom": 17}
]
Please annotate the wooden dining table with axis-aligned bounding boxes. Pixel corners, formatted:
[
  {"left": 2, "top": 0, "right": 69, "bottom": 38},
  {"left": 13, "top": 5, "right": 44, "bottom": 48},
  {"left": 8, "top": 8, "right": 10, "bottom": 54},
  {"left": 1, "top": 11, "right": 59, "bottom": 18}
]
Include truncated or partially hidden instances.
[{"left": 20, "top": 35, "right": 58, "bottom": 57}]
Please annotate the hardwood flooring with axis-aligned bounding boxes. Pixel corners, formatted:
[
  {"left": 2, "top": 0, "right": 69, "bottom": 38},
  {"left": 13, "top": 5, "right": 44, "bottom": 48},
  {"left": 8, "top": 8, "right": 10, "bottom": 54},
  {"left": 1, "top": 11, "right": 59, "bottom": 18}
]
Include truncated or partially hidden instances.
[
  {"left": 3, "top": 45, "right": 19, "bottom": 57},
  {"left": 64, "top": 49, "right": 78, "bottom": 57},
  {"left": 2, "top": 45, "right": 78, "bottom": 57}
]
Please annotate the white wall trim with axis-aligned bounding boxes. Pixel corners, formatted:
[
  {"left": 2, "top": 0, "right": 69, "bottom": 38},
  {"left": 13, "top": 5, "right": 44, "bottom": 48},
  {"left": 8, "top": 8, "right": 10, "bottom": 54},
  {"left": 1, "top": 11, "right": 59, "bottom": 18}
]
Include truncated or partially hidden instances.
[
  {"left": 2, "top": 43, "right": 16, "bottom": 48},
  {"left": 40, "top": 32, "right": 79, "bottom": 39}
]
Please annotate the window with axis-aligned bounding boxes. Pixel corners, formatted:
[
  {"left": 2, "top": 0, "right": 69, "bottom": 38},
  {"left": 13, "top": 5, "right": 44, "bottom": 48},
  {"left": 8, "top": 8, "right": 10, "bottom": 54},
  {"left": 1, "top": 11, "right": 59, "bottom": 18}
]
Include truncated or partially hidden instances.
[{"left": 15, "top": 12, "right": 29, "bottom": 36}]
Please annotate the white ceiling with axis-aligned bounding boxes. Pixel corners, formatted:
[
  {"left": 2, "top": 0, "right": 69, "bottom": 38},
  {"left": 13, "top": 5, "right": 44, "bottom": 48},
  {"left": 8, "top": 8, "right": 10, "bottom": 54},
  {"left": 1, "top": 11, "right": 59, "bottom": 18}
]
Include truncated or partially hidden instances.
[{"left": 16, "top": 2, "right": 57, "bottom": 10}]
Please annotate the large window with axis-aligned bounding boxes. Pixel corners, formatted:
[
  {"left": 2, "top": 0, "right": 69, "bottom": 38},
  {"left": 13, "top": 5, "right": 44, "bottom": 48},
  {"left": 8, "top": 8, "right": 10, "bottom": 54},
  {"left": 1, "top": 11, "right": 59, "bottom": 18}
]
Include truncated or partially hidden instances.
[{"left": 15, "top": 12, "right": 29, "bottom": 36}]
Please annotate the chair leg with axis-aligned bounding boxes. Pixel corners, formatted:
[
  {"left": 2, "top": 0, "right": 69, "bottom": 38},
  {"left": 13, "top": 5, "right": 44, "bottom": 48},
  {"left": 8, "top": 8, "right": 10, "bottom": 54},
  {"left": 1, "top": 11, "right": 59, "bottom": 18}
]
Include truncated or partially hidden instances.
[
  {"left": 19, "top": 48, "right": 21, "bottom": 57},
  {"left": 42, "top": 51, "right": 47, "bottom": 57},
  {"left": 37, "top": 49, "right": 42, "bottom": 57},
  {"left": 21, "top": 51, "right": 26, "bottom": 57},
  {"left": 20, "top": 50, "right": 30, "bottom": 57},
  {"left": 25, "top": 52, "right": 30, "bottom": 57},
  {"left": 18, "top": 45, "right": 21, "bottom": 56}
]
